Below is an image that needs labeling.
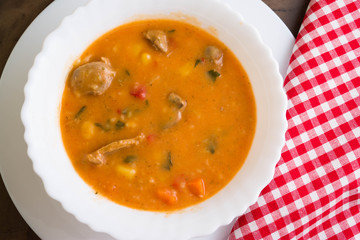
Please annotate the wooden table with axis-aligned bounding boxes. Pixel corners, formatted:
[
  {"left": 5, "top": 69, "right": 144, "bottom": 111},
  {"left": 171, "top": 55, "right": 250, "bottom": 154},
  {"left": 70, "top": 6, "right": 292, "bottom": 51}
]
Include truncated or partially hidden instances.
[{"left": 0, "top": 0, "right": 309, "bottom": 239}]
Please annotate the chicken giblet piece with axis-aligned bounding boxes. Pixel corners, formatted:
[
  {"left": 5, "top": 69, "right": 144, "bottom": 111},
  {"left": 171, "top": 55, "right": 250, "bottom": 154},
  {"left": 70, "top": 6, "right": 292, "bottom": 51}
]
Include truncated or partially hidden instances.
[
  {"left": 87, "top": 133, "right": 145, "bottom": 165},
  {"left": 163, "top": 92, "right": 187, "bottom": 129},
  {"left": 168, "top": 92, "right": 187, "bottom": 112},
  {"left": 204, "top": 46, "right": 223, "bottom": 68},
  {"left": 143, "top": 29, "right": 168, "bottom": 53},
  {"left": 70, "top": 59, "right": 115, "bottom": 96}
]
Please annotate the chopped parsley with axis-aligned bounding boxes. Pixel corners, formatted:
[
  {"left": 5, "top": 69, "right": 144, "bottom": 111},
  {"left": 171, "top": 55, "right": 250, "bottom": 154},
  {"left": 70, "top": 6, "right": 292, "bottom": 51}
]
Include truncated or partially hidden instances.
[
  {"left": 123, "top": 155, "right": 137, "bottom": 163},
  {"left": 207, "top": 70, "right": 221, "bottom": 82},
  {"left": 194, "top": 59, "right": 201, "bottom": 68},
  {"left": 74, "top": 105, "right": 86, "bottom": 119}
]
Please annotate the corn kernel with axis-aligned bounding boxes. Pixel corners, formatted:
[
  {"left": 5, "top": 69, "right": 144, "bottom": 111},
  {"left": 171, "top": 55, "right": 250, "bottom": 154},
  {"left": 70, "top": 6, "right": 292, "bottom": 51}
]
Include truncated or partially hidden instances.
[
  {"left": 81, "top": 121, "right": 95, "bottom": 139},
  {"left": 126, "top": 121, "right": 137, "bottom": 128},
  {"left": 141, "top": 52, "right": 152, "bottom": 64},
  {"left": 179, "top": 62, "right": 193, "bottom": 77},
  {"left": 116, "top": 165, "right": 136, "bottom": 179},
  {"left": 132, "top": 44, "right": 142, "bottom": 56}
]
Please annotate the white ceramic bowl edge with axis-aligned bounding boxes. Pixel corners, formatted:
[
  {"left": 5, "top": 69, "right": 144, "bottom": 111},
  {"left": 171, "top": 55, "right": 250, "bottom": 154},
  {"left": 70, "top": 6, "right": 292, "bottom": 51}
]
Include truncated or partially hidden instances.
[{"left": 21, "top": 0, "right": 288, "bottom": 239}]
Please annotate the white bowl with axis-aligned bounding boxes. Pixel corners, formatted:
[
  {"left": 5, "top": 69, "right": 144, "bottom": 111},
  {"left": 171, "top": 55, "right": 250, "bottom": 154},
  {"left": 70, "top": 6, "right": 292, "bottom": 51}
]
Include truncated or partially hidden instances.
[{"left": 21, "top": 0, "right": 287, "bottom": 239}]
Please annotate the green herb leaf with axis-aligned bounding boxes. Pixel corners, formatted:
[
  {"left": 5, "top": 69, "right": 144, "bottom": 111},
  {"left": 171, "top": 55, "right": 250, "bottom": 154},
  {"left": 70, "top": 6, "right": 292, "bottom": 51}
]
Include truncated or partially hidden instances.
[
  {"left": 121, "top": 108, "right": 142, "bottom": 118},
  {"left": 133, "top": 108, "right": 142, "bottom": 114},
  {"left": 94, "top": 122, "right": 104, "bottom": 130},
  {"left": 123, "top": 155, "right": 137, "bottom": 163},
  {"left": 206, "top": 137, "right": 217, "bottom": 154},
  {"left": 115, "top": 120, "right": 125, "bottom": 130},
  {"left": 74, "top": 105, "right": 87, "bottom": 119},
  {"left": 118, "top": 69, "right": 131, "bottom": 86},
  {"left": 163, "top": 152, "right": 173, "bottom": 171},
  {"left": 168, "top": 29, "right": 176, "bottom": 33},
  {"left": 145, "top": 100, "right": 149, "bottom": 106},
  {"left": 194, "top": 59, "right": 201, "bottom": 68},
  {"left": 94, "top": 121, "right": 111, "bottom": 132},
  {"left": 122, "top": 108, "right": 132, "bottom": 118},
  {"left": 207, "top": 70, "right": 221, "bottom": 82}
]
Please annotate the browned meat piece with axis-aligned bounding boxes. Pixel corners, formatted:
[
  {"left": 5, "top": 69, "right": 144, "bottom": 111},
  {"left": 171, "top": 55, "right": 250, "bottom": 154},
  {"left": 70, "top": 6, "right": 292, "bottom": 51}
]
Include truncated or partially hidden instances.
[
  {"left": 163, "top": 111, "right": 183, "bottom": 130},
  {"left": 143, "top": 29, "right": 168, "bottom": 52},
  {"left": 70, "top": 59, "right": 115, "bottom": 96},
  {"left": 204, "top": 46, "right": 223, "bottom": 67},
  {"left": 168, "top": 92, "right": 187, "bottom": 112},
  {"left": 163, "top": 92, "right": 187, "bottom": 129},
  {"left": 87, "top": 133, "right": 145, "bottom": 165}
]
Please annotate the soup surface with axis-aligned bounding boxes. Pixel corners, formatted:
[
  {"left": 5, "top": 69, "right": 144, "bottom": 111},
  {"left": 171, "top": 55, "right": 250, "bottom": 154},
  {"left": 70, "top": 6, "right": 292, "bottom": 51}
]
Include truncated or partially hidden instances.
[{"left": 60, "top": 19, "right": 256, "bottom": 211}]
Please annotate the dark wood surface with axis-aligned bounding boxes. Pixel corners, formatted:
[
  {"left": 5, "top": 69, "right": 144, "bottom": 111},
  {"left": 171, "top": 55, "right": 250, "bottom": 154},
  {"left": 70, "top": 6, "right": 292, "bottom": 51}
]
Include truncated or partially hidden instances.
[{"left": 0, "top": 0, "right": 309, "bottom": 239}]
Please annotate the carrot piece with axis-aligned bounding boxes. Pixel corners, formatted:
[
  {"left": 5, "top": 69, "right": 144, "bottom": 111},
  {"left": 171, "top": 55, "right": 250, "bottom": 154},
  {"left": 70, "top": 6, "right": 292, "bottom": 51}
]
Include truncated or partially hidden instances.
[
  {"left": 156, "top": 188, "right": 178, "bottom": 205},
  {"left": 187, "top": 178, "right": 205, "bottom": 198}
]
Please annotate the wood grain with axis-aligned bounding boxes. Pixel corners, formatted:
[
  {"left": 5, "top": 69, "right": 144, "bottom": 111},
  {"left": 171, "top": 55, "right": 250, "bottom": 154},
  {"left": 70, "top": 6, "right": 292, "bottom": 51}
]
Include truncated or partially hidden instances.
[
  {"left": 263, "top": 0, "right": 310, "bottom": 36},
  {"left": 0, "top": 0, "right": 309, "bottom": 239}
]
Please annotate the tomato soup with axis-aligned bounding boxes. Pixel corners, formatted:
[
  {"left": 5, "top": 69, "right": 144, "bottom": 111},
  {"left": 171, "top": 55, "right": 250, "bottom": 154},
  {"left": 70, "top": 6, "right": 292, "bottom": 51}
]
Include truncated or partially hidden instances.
[{"left": 60, "top": 19, "right": 256, "bottom": 211}]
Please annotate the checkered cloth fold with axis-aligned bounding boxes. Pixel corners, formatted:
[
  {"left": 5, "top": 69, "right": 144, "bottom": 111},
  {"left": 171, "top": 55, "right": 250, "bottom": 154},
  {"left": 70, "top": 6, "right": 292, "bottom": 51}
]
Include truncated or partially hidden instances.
[{"left": 228, "top": 0, "right": 360, "bottom": 239}]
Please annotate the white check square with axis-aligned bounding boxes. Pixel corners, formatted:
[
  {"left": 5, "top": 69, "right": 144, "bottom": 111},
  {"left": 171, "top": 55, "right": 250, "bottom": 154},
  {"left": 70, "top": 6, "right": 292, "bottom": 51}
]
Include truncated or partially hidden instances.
[{"left": 316, "top": 166, "right": 327, "bottom": 178}]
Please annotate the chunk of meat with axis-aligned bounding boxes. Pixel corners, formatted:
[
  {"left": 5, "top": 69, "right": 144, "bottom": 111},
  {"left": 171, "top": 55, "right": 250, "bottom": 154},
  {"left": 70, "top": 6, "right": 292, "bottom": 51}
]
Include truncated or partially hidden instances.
[
  {"left": 70, "top": 59, "right": 115, "bottom": 96},
  {"left": 87, "top": 133, "right": 145, "bottom": 165},
  {"left": 168, "top": 92, "right": 187, "bottom": 112},
  {"left": 163, "top": 111, "right": 183, "bottom": 130},
  {"left": 204, "top": 46, "right": 223, "bottom": 67},
  {"left": 143, "top": 29, "right": 168, "bottom": 52},
  {"left": 163, "top": 92, "right": 187, "bottom": 129}
]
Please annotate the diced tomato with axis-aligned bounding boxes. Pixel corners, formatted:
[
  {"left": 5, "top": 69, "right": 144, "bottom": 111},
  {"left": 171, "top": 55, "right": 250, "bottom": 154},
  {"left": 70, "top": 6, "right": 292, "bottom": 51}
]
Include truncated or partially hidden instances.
[
  {"left": 130, "top": 83, "right": 146, "bottom": 100},
  {"left": 172, "top": 174, "right": 186, "bottom": 191},
  {"left": 156, "top": 188, "right": 178, "bottom": 205},
  {"left": 146, "top": 134, "right": 156, "bottom": 143},
  {"left": 187, "top": 178, "right": 205, "bottom": 198},
  {"left": 116, "top": 108, "right": 122, "bottom": 114}
]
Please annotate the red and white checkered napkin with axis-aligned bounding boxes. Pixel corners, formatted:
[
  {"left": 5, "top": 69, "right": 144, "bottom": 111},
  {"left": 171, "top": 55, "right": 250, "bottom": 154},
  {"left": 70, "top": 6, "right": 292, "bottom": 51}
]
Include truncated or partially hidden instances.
[{"left": 228, "top": 0, "right": 360, "bottom": 239}]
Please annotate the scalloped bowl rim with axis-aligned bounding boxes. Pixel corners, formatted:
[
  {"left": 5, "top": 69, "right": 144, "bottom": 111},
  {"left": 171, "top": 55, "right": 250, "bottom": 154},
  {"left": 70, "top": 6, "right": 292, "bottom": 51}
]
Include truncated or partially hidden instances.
[{"left": 21, "top": 0, "right": 287, "bottom": 239}]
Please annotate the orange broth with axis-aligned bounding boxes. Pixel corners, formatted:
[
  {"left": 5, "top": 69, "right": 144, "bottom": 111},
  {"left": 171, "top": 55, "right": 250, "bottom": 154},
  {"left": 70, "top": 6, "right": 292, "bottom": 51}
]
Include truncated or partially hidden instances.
[{"left": 60, "top": 19, "right": 256, "bottom": 211}]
